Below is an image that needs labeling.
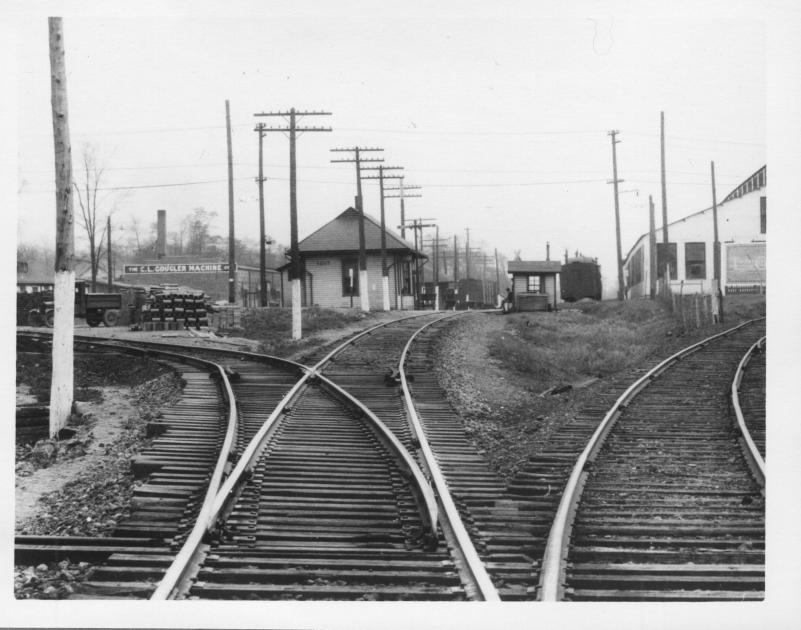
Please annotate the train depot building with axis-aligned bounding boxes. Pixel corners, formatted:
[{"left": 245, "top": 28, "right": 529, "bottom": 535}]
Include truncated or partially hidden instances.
[
  {"left": 277, "top": 206, "right": 426, "bottom": 310},
  {"left": 623, "top": 165, "right": 766, "bottom": 298},
  {"left": 507, "top": 260, "right": 562, "bottom": 311}
]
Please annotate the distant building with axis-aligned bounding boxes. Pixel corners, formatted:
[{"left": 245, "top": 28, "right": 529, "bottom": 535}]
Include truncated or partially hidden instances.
[
  {"left": 622, "top": 165, "right": 766, "bottom": 297},
  {"left": 507, "top": 260, "right": 562, "bottom": 311},
  {"left": 277, "top": 207, "right": 426, "bottom": 309}
]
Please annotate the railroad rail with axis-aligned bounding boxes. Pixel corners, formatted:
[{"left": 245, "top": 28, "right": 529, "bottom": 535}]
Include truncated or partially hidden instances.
[
  {"left": 732, "top": 336, "right": 766, "bottom": 482},
  {"left": 18, "top": 313, "right": 502, "bottom": 600},
  {"left": 16, "top": 332, "right": 241, "bottom": 597},
  {"left": 539, "top": 318, "right": 766, "bottom": 601}
]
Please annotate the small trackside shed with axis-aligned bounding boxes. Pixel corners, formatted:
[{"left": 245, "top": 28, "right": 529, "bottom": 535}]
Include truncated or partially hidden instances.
[
  {"left": 507, "top": 260, "right": 562, "bottom": 311},
  {"left": 277, "top": 207, "right": 426, "bottom": 309}
]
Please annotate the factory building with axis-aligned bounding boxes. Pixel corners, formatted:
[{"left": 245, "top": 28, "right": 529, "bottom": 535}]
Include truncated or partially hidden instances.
[{"left": 622, "top": 165, "right": 766, "bottom": 297}]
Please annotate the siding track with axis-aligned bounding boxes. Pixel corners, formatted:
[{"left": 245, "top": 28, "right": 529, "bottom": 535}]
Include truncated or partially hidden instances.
[{"left": 539, "top": 319, "right": 766, "bottom": 601}]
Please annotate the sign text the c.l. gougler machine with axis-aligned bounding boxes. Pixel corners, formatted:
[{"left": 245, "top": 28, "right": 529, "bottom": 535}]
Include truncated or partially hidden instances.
[{"left": 124, "top": 263, "right": 233, "bottom": 274}]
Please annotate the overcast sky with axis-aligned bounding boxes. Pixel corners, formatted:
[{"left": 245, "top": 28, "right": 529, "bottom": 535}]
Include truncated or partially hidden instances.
[{"left": 11, "top": 2, "right": 769, "bottom": 296}]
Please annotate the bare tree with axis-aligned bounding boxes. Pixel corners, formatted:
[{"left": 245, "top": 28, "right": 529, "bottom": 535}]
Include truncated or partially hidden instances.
[{"left": 73, "top": 143, "right": 109, "bottom": 290}]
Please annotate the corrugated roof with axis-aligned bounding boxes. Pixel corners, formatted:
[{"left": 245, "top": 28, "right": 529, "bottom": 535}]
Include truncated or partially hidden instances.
[
  {"left": 508, "top": 260, "right": 562, "bottom": 274},
  {"left": 297, "top": 207, "right": 422, "bottom": 255}
]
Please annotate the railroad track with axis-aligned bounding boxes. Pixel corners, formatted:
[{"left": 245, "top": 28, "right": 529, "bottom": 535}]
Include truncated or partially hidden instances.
[
  {"left": 539, "top": 318, "right": 766, "bottom": 602},
  {"left": 16, "top": 315, "right": 767, "bottom": 602},
  {"left": 17, "top": 314, "right": 489, "bottom": 600}
]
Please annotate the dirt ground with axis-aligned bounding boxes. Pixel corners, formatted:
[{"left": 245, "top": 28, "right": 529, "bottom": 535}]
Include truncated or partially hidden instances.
[
  {"left": 434, "top": 312, "right": 598, "bottom": 478},
  {"left": 15, "top": 387, "right": 138, "bottom": 526}
]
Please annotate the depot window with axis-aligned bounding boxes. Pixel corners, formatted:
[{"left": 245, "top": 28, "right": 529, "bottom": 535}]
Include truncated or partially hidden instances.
[
  {"left": 685, "top": 242, "right": 706, "bottom": 280},
  {"left": 526, "top": 275, "right": 541, "bottom": 292},
  {"left": 341, "top": 258, "right": 359, "bottom": 296}
]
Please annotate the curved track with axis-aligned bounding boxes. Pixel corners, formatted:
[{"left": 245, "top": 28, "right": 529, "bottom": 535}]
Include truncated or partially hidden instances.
[{"left": 539, "top": 319, "right": 766, "bottom": 602}]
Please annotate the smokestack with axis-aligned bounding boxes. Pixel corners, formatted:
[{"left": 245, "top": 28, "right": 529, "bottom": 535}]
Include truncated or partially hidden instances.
[
  {"left": 156, "top": 209, "right": 166, "bottom": 259},
  {"left": 546, "top": 241, "right": 550, "bottom": 261}
]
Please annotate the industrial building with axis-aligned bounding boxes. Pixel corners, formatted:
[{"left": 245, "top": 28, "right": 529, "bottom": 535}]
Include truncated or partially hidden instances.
[{"left": 622, "top": 165, "right": 766, "bottom": 297}]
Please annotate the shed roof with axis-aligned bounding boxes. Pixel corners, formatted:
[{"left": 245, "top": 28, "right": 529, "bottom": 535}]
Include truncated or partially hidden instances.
[
  {"left": 297, "top": 207, "right": 422, "bottom": 255},
  {"left": 508, "top": 260, "right": 562, "bottom": 274}
]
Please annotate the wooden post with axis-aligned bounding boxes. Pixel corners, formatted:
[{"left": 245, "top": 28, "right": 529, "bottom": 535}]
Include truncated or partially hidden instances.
[
  {"left": 660, "top": 112, "right": 671, "bottom": 290},
  {"left": 226, "top": 100, "right": 236, "bottom": 304},
  {"left": 648, "top": 195, "right": 656, "bottom": 300},
  {"left": 256, "top": 123, "right": 267, "bottom": 307},
  {"left": 48, "top": 17, "right": 75, "bottom": 437},
  {"left": 107, "top": 214, "right": 112, "bottom": 292}
]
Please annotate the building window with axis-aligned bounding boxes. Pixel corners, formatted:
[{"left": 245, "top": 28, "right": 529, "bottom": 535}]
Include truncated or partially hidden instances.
[
  {"left": 341, "top": 258, "right": 359, "bottom": 296},
  {"left": 656, "top": 242, "right": 677, "bottom": 280},
  {"left": 526, "top": 275, "right": 541, "bottom": 292},
  {"left": 760, "top": 196, "right": 766, "bottom": 234},
  {"left": 685, "top": 242, "right": 706, "bottom": 280}
]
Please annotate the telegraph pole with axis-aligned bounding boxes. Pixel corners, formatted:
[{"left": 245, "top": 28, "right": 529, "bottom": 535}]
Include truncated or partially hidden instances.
[
  {"left": 48, "top": 17, "right": 75, "bottom": 437},
  {"left": 385, "top": 178, "right": 421, "bottom": 240},
  {"left": 608, "top": 130, "right": 625, "bottom": 301},
  {"left": 400, "top": 218, "right": 436, "bottom": 308},
  {"left": 453, "top": 235, "right": 459, "bottom": 282},
  {"left": 255, "top": 108, "right": 332, "bottom": 339},
  {"left": 660, "top": 111, "right": 671, "bottom": 291},
  {"left": 363, "top": 165, "right": 404, "bottom": 311},
  {"left": 107, "top": 215, "right": 112, "bottom": 292},
  {"left": 494, "top": 248, "right": 500, "bottom": 305},
  {"left": 711, "top": 160, "right": 723, "bottom": 323},
  {"left": 254, "top": 122, "right": 268, "bottom": 307},
  {"left": 331, "top": 147, "right": 384, "bottom": 313},
  {"left": 465, "top": 228, "right": 471, "bottom": 280},
  {"left": 226, "top": 100, "right": 236, "bottom": 303},
  {"left": 648, "top": 195, "right": 656, "bottom": 300}
]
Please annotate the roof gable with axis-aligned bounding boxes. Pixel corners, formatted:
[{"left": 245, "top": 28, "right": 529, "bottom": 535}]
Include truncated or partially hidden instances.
[
  {"left": 298, "top": 207, "right": 420, "bottom": 254},
  {"left": 508, "top": 260, "right": 562, "bottom": 274}
]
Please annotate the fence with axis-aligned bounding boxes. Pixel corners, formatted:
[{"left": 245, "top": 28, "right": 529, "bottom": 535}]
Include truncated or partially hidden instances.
[
  {"left": 209, "top": 305, "right": 244, "bottom": 331},
  {"left": 670, "top": 293, "right": 715, "bottom": 330}
]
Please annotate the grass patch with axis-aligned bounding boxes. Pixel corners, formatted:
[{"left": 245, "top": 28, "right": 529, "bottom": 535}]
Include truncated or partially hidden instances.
[
  {"left": 488, "top": 295, "right": 765, "bottom": 393},
  {"left": 241, "top": 307, "right": 374, "bottom": 355},
  {"left": 488, "top": 300, "right": 674, "bottom": 389}
]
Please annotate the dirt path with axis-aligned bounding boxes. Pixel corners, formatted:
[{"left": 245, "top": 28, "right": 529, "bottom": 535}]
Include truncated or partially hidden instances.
[{"left": 15, "top": 386, "right": 138, "bottom": 528}]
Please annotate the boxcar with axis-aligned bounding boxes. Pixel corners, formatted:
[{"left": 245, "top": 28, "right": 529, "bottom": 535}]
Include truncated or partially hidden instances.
[{"left": 560, "top": 258, "right": 602, "bottom": 302}]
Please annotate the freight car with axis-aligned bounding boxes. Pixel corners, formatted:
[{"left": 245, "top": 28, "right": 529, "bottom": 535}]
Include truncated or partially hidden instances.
[{"left": 560, "top": 257, "right": 602, "bottom": 302}]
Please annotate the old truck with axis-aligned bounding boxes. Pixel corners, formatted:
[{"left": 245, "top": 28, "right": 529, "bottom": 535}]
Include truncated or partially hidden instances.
[{"left": 18, "top": 281, "right": 122, "bottom": 327}]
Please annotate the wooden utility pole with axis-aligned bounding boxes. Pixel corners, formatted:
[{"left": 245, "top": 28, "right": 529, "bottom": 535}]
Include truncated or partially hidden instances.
[
  {"left": 660, "top": 111, "right": 671, "bottom": 292},
  {"left": 400, "top": 218, "right": 436, "bottom": 308},
  {"left": 107, "top": 214, "right": 112, "bottom": 292},
  {"left": 711, "top": 161, "right": 723, "bottom": 323},
  {"left": 331, "top": 147, "right": 385, "bottom": 313},
  {"left": 434, "top": 225, "right": 440, "bottom": 285},
  {"left": 608, "top": 130, "right": 625, "bottom": 301},
  {"left": 465, "top": 228, "right": 471, "bottom": 280},
  {"left": 453, "top": 235, "right": 459, "bottom": 282},
  {"left": 254, "top": 122, "right": 268, "bottom": 307},
  {"left": 363, "top": 165, "right": 404, "bottom": 311},
  {"left": 648, "top": 195, "right": 656, "bottom": 299},
  {"left": 385, "top": 178, "right": 422, "bottom": 240},
  {"left": 48, "top": 17, "right": 75, "bottom": 438},
  {"left": 255, "top": 108, "right": 331, "bottom": 339},
  {"left": 226, "top": 101, "right": 236, "bottom": 303},
  {"left": 494, "top": 248, "right": 501, "bottom": 305}
]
